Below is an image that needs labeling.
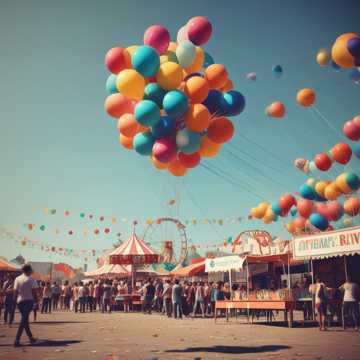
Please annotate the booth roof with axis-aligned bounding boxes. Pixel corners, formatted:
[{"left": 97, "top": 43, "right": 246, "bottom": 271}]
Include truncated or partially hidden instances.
[
  {"left": 85, "top": 264, "right": 129, "bottom": 277},
  {"left": 170, "top": 260, "right": 206, "bottom": 277},
  {"left": 0, "top": 258, "right": 21, "bottom": 272},
  {"left": 245, "top": 253, "right": 292, "bottom": 264}
]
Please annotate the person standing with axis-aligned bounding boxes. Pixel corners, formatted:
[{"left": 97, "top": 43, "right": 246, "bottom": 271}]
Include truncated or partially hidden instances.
[
  {"left": 3, "top": 279, "right": 16, "bottom": 325},
  {"left": 78, "top": 282, "right": 86, "bottom": 313},
  {"left": 41, "top": 282, "right": 52, "bottom": 314},
  {"left": 172, "top": 279, "right": 183, "bottom": 319},
  {"left": 51, "top": 282, "right": 60, "bottom": 311},
  {"left": 310, "top": 276, "right": 328, "bottom": 331},
  {"left": 102, "top": 280, "right": 112, "bottom": 313},
  {"left": 72, "top": 282, "right": 79, "bottom": 313},
  {"left": 144, "top": 278, "right": 155, "bottom": 314},
  {"left": 193, "top": 282, "right": 205, "bottom": 318},
  {"left": 339, "top": 276, "right": 359, "bottom": 330},
  {"left": 162, "top": 280, "right": 173, "bottom": 317},
  {"left": 13, "top": 264, "right": 38, "bottom": 347}
]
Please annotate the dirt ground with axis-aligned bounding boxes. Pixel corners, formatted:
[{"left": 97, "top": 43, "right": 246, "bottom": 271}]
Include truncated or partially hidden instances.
[{"left": 0, "top": 310, "right": 359, "bottom": 360}]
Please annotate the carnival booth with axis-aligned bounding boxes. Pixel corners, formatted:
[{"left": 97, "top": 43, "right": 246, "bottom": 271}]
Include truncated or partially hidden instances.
[
  {"left": 170, "top": 258, "right": 206, "bottom": 280},
  {"left": 0, "top": 258, "right": 21, "bottom": 281}
]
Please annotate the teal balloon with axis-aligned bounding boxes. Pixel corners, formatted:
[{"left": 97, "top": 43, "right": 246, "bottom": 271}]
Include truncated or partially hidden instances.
[
  {"left": 345, "top": 172, "right": 360, "bottom": 190},
  {"left": 165, "top": 50, "right": 178, "bottom": 63},
  {"left": 135, "top": 100, "right": 160, "bottom": 127},
  {"left": 40, "top": 225, "right": 45, "bottom": 231},
  {"left": 272, "top": 65, "right": 283, "bottom": 78},
  {"left": 354, "top": 144, "right": 360, "bottom": 159},
  {"left": 272, "top": 202, "right": 282, "bottom": 216},
  {"left": 309, "top": 161, "right": 317, "bottom": 173},
  {"left": 176, "top": 40, "right": 196, "bottom": 68},
  {"left": 144, "top": 83, "right": 166, "bottom": 108},
  {"left": 176, "top": 129, "right": 201, "bottom": 154},
  {"left": 133, "top": 132, "right": 155, "bottom": 156},
  {"left": 80, "top": 213, "right": 85, "bottom": 218},
  {"left": 50, "top": 209, "right": 56, "bottom": 215},
  {"left": 290, "top": 208, "right": 298, "bottom": 217},
  {"left": 204, "top": 52, "right": 214, "bottom": 68},
  {"left": 300, "top": 184, "right": 316, "bottom": 200},
  {"left": 222, "top": 91, "right": 246, "bottom": 116},
  {"left": 106, "top": 74, "right": 118, "bottom": 94},
  {"left": 310, "top": 213, "right": 328, "bottom": 231},
  {"left": 163, "top": 90, "right": 189, "bottom": 119},
  {"left": 131, "top": 45, "right": 160, "bottom": 77}
]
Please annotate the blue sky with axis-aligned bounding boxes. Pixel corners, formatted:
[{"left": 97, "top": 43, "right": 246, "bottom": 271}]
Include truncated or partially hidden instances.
[{"left": 1, "top": 0, "right": 359, "bottom": 269}]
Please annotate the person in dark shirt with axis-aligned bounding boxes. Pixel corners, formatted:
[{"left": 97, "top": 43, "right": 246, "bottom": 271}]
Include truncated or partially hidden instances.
[{"left": 144, "top": 278, "right": 155, "bottom": 314}]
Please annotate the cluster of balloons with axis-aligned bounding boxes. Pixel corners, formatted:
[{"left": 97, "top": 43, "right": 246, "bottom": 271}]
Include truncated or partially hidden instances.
[
  {"left": 343, "top": 115, "right": 360, "bottom": 141},
  {"left": 331, "top": 32, "right": 360, "bottom": 69},
  {"left": 104, "top": 17, "right": 246, "bottom": 176},
  {"left": 294, "top": 142, "right": 353, "bottom": 173},
  {"left": 250, "top": 202, "right": 277, "bottom": 224}
]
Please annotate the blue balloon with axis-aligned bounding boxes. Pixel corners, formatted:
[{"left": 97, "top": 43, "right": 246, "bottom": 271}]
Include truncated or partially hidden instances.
[
  {"left": 131, "top": 45, "right": 160, "bottom": 77},
  {"left": 272, "top": 202, "right": 282, "bottom": 216},
  {"left": 144, "top": 83, "right": 166, "bottom": 108},
  {"left": 135, "top": 100, "right": 160, "bottom": 127},
  {"left": 345, "top": 172, "right": 360, "bottom": 190},
  {"left": 300, "top": 184, "right": 316, "bottom": 200},
  {"left": 133, "top": 132, "right": 155, "bottom": 156},
  {"left": 290, "top": 208, "right": 298, "bottom": 217},
  {"left": 163, "top": 90, "right": 189, "bottom": 119},
  {"left": 354, "top": 144, "right": 360, "bottom": 159},
  {"left": 349, "top": 68, "right": 360, "bottom": 83},
  {"left": 202, "top": 89, "right": 226, "bottom": 115},
  {"left": 176, "top": 129, "right": 201, "bottom": 154},
  {"left": 204, "top": 52, "right": 215, "bottom": 68},
  {"left": 222, "top": 91, "right": 246, "bottom": 117},
  {"left": 272, "top": 65, "right": 283, "bottom": 78},
  {"left": 106, "top": 74, "right": 118, "bottom": 94},
  {"left": 152, "top": 116, "right": 175, "bottom": 138},
  {"left": 310, "top": 213, "right": 329, "bottom": 231}
]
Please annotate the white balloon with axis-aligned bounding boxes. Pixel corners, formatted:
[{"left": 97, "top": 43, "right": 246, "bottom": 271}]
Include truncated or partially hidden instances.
[
  {"left": 176, "top": 130, "right": 189, "bottom": 147},
  {"left": 246, "top": 72, "right": 257, "bottom": 81}
]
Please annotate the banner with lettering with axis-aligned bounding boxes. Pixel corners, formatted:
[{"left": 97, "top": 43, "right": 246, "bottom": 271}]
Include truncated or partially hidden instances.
[{"left": 292, "top": 226, "right": 360, "bottom": 260}]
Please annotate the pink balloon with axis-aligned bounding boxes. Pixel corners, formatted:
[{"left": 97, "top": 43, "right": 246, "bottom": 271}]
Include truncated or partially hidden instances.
[
  {"left": 294, "top": 217, "right": 306, "bottom": 230},
  {"left": 327, "top": 201, "right": 344, "bottom": 221},
  {"left": 343, "top": 120, "right": 360, "bottom": 141},
  {"left": 105, "top": 47, "right": 129, "bottom": 74},
  {"left": 143, "top": 25, "right": 170, "bottom": 55},
  {"left": 177, "top": 25, "right": 189, "bottom": 43},
  {"left": 315, "top": 203, "right": 331, "bottom": 220},
  {"left": 152, "top": 138, "right": 177, "bottom": 163},
  {"left": 296, "top": 199, "right": 313, "bottom": 218},
  {"left": 187, "top": 16, "right": 212, "bottom": 46}
]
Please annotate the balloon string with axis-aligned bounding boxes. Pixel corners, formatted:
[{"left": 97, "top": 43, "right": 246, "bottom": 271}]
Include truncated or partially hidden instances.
[{"left": 312, "top": 106, "right": 341, "bottom": 139}]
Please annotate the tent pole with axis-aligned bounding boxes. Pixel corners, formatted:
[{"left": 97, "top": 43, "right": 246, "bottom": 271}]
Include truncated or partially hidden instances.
[
  {"left": 310, "top": 258, "right": 315, "bottom": 321},
  {"left": 246, "top": 259, "right": 250, "bottom": 323},
  {"left": 344, "top": 255, "right": 348, "bottom": 281}
]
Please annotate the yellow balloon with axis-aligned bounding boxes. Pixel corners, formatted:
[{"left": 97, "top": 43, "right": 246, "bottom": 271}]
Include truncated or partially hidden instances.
[
  {"left": 251, "top": 207, "right": 262, "bottom": 219},
  {"left": 306, "top": 178, "right": 316, "bottom": 186},
  {"left": 185, "top": 46, "right": 204, "bottom": 73},
  {"left": 315, "top": 181, "right": 328, "bottom": 198},
  {"left": 258, "top": 202, "right": 270, "bottom": 218},
  {"left": 116, "top": 69, "right": 145, "bottom": 101},
  {"left": 199, "top": 136, "right": 221, "bottom": 157},
  {"left": 156, "top": 62, "right": 183, "bottom": 90},
  {"left": 324, "top": 182, "right": 342, "bottom": 200},
  {"left": 331, "top": 33, "right": 357, "bottom": 68},
  {"left": 263, "top": 207, "right": 275, "bottom": 223},
  {"left": 316, "top": 49, "right": 331, "bottom": 67},
  {"left": 335, "top": 173, "right": 352, "bottom": 194}
]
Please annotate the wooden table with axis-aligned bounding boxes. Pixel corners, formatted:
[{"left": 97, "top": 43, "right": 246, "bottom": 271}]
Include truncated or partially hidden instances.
[{"left": 215, "top": 300, "right": 296, "bottom": 328}]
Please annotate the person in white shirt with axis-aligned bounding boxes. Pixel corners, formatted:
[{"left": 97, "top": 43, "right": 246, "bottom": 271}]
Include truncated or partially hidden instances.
[
  {"left": 339, "top": 276, "right": 359, "bottom": 330},
  {"left": 13, "top": 264, "right": 38, "bottom": 347}
]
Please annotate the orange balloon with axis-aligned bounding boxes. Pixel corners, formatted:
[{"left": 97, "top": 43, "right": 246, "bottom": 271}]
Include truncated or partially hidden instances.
[
  {"left": 286, "top": 221, "right": 297, "bottom": 234},
  {"left": 199, "top": 136, "right": 221, "bottom": 157},
  {"left": 151, "top": 155, "right": 168, "bottom": 170},
  {"left": 204, "top": 64, "right": 228, "bottom": 90},
  {"left": 119, "top": 134, "right": 133, "bottom": 150},
  {"left": 185, "top": 47, "right": 204, "bottom": 74},
  {"left": 221, "top": 79, "right": 233, "bottom": 92},
  {"left": 167, "top": 42, "right": 177, "bottom": 52},
  {"left": 266, "top": 101, "right": 285, "bottom": 118},
  {"left": 324, "top": 182, "right": 342, "bottom": 200},
  {"left": 263, "top": 207, "right": 275, "bottom": 223},
  {"left": 185, "top": 104, "right": 211, "bottom": 132},
  {"left": 105, "top": 93, "right": 136, "bottom": 118},
  {"left": 335, "top": 173, "right": 352, "bottom": 194},
  {"left": 168, "top": 158, "right": 187, "bottom": 177},
  {"left": 184, "top": 76, "right": 209, "bottom": 103},
  {"left": 343, "top": 197, "right": 360, "bottom": 216},
  {"left": 117, "top": 113, "right": 146, "bottom": 137},
  {"left": 331, "top": 33, "right": 357, "bottom": 68},
  {"left": 297, "top": 88, "right": 316, "bottom": 107},
  {"left": 207, "top": 117, "right": 234, "bottom": 144},
  {"left": 250, "top": 207, "right": 262, "bottom": 219}
]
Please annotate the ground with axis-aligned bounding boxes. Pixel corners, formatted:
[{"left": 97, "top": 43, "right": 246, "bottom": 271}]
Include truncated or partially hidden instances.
[{"left": 0, "top": 311, "right": 359, "bottom": 360}]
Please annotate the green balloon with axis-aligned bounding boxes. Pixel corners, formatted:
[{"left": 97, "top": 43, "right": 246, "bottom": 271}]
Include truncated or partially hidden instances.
[{"left": 40, "top": 225, "right": 45, "bottom": 231}]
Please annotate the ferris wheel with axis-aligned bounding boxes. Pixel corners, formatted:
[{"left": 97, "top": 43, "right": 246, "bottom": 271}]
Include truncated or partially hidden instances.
[{"left": 142, "top": 217, "right": 188, "bottom": 267}]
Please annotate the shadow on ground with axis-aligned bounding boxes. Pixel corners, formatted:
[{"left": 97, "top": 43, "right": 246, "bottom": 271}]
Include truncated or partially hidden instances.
[
  {"left": 0, "top": 339, "right": 82, "bottom": 347},
  {"left": 33, "top": 321, "right": 89, "bottom": 325},
  {"left": 165, "top": 344, "right": 290, "bottom": 354}
]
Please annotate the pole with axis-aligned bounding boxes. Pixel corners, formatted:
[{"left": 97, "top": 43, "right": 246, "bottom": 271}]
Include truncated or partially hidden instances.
[
  {"left": 344, "top": 255, "right": 348, "bottom": 281},
  {"left": 228, "top": 269, "right": 232, "bottom": 289},
  {"left": 246, "top": 258, "right": 250, "bottom": 323},
  {"left": 287, "top": 255, "right": 291, "bottom": 299},
  {"left": 310, "top": 258, "right": 315, "bottom": 321}
]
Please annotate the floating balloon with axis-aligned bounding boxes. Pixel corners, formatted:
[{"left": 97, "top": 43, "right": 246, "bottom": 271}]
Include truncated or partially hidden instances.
[
  {"left": 316, "top": 49, "right": 331, "bottom": 67},
  {"left": 315, "top": 181, "right": 329, "bottom": 199},
  {"left": 331, "top": 142, "right": 352, "bottom": 164},
  {"left": 297, "top": 88, "right": 316, "bottom": 107},
  {"left": 346, "top": 172, "right": 360, "bottom": 191},
  {"left": 324, "top": 182, "right": 342, "bottom": 200},
  {"left": 272, "top": 202, "right": 282, "bottom": 216},
  {"left": 151, "top": 155, "right": 168, "bottom": 170},
  {"left": 296, "top": 199, "right": 313, "bottom": 218},
  {"left": 143, "top": 25, "right": 170, "bottom": 55},
  {"left": 199, "top": 136, "right": 221, "bottom": 157},
  {"left": 202, "top": 89, "right": 225, "bottom": 115},
  {"left": 279, "top": 193, "right": 296, "bottom": 213},
  {"left": 344, "top": 197, "right": 360, "bottom": 216},
  {"left": 144, "top": 83, "right": 166, "bottom": 108},
  {"left": 177, "top": 25, "right": 189, "bottom": 43},
  {"left": 222, "top": 90, "right": 246, "bottom": 117},
  {"left": 133, "top": 132, "right": 155, "bottom": 155},
  {"left": 205, "top": 64, "right": 228, "bottom": 90},
  {"left": 246, "top": 72, "right": 257, "bottom": 81},
  {"left": 294, "top": 217, "right": 307, "bottom": 230},
  {"left": 272, "top": 65, "right": 283, "bottom": 78},
  {"left": 294, "top": 158, "right": 309, "bottom": 173},
  {"left": 131, "top": 45, "right": 160, "bottom": 78},
  {"left": 207, "top": 117, "right": 234, "bottom": 144},
  {"left": 184, "top": 76, "right": 209, "bottom": 104},
  {"left": 106, "top": 74, "right": 118, "bottom": 94},
  {"left": 310, "top": 213, "right": 329, "bottom": 231},
  {"left": 315, "top": 203, "right": 331, "bottom": 221},
  {"left": 185, "top": 104, "right": 211, "bottom": 132},
  {"left": 156, "top": 62, "right": 183, "bottom": 90},
  {"left": 327, "top": 201, "right": 344, "bottom": 221},
  {"left": 119, "top": 133, "right": 134, "bottom": 150},
  {"left": 314, "top": 152, "right": 332, "bottom": 171},
  {"left": 286, "top": 221, "right": 297, "bottom": 234},
  {"left": 105, "top": 47, "right": 131, "bottom": 74},
  {"left": 354, "top": 143, "right": 360, "bottom": 159},
  {"left": 105, "top": 93, "right": 136, "bottom": 118},
  {"left": 221, "top": 79, "right": 233, "bottom": 92},
  {"left": 266, "top": 101, "right": 285, "bottom": 118},
  {"left": 343, "top": 118, "right": 360, "bottom": 141},
  {"left": 118, "top": 113, "right": 145, "bottom": 137},
  {"left": 204, "top": 52, "right": 214, "bottom": 68},
  {"left": 187, "top": 16, "right": 212, "bottom": 46},
  {"left": 335, "top": 173, "right": 352, "bottom": 194},
  {"left": 176, "top": 129, "right": 201, "bottom": 154},
  {"left": 135, "top": 100, "right": 160, "bottom": 127},
  {"left": 300, "top": 184, "right": 316, "bottom": 200},
  {"left": 116, "top": 69, "right": 145, "bottom": 101},
  {"left": 152, "top": 116, "right": 175, "bottom": 138},
  {"left": 176, "top": 41, "right": 196, "bottom": 68},
  {"left": 331, "top": 32, "right": 359, "bottom": 68},
  {"left": 152, "top": 138, "right": 177, "bottom": 163},
  {"left": 178, "top": 152, "right": 201, "bottom": 168},
  {"left": 163, "top": 90, "right": 189, "bottom": 118},
  {"left": 168, "top": 157, "right": 187, "bottom": 176},
  {"left": 185, "top": 46, "right": 204, "bottom": 74}
]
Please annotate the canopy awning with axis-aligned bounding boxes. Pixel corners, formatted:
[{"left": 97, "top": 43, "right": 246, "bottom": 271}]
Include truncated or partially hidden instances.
[
  {"left": 245, "top": 253, "right": 292, "bottom": 264},
  {"left": 0, "top": 258, "right": 21, "bottom": 272},
  {"left": 170, "top": 260, "right": 205, "bottom": 277},
  {"left": 292, "top": 226, "right": 360, "bottom": 260},
  {"left": 205, "top": 255, "right": 246, "bottom": 273},
  {"left": 84, "top": 264, "right": 129, "bottom": 277}
]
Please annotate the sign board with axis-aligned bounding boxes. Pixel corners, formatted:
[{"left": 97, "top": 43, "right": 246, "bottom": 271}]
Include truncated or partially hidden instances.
[
  {"left": 205, "top": 255, "right": 246, "bottom": 273},
  {"left": 292, "top": 226, "right": 360, "bottom": 260}
]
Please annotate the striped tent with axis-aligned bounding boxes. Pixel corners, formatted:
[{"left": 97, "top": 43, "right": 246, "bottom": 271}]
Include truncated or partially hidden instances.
[
  {"left": 84, "top": 264, "right": 129, "bottom": 277},
  {"left": 109, "top": 231, "right": 159, "bottom": 265}
]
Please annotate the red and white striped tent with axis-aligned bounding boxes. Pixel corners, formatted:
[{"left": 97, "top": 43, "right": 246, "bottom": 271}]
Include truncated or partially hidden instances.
[
  {"left": 84, "top": 264, "right": 129, "bottom": 278},
  {"left": 109, "top": 231, "right": 159, "bottom": 265}
]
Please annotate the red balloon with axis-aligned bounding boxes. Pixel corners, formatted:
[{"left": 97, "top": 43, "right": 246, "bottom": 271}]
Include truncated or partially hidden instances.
[
  {"left": 178, "top": 152, "right": 201, "bottom": 168},
  {"left": 332, "top": 142, "right": 352, "bottom": 164},
  {"left": 279, "top": 193, "right": 296, "bottom": 212},
  {"left": 343, "top": 120, "right": 360, "bottom": 141},
  {"left": 294, "top": 217, "right": 306, "bottom": 230},
  {"left": 105, "top": 47, "right": 131, "bottom": 74},
  {"left": 315, "top": 203, "right": 331, "bottom": 220},
  {"left": 187, "top": 16, "right": 212, "bottom": 46},
  {"left": 296, "top": 199, "right": 313, "bottom": 218},
  {"left": 104, "top": 228, "right": 110, "bottom": 234},
  {"left": 327, "top": 201, "right": 344, "bottom": 221},
  {"left": 314, "top": 153, "right": 332, "bottom": 171}
]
